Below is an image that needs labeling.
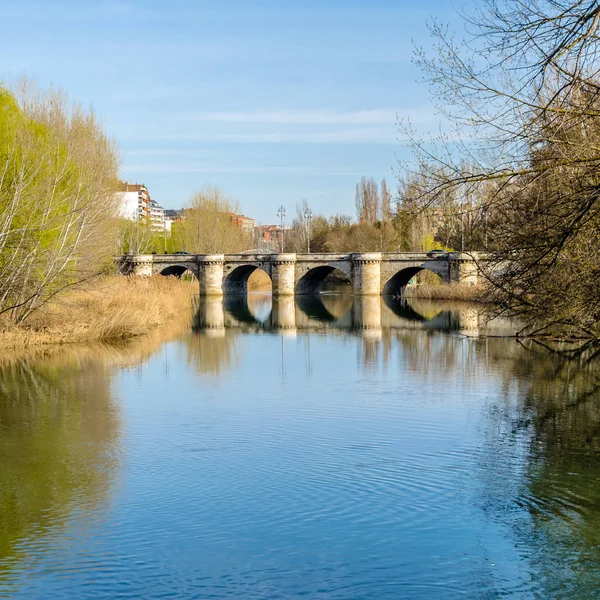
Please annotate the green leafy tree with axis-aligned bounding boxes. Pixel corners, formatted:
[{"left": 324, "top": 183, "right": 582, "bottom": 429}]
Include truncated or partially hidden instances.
[{"left": 0, "top": 83, "right": 120, "bottom": 322}]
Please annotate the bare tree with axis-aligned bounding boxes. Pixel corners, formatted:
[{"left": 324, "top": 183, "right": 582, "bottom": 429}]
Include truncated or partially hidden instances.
[
  {"left": 400, "top": 0, "right": 600, "bottom": 338},
  {"left": 176, "top": 185, "right": 251, "bottom": 254},
  {"left": 355, "top": 176, "right": 380, "bottom": 223},
  {"left": 285, "top": 199, "right": 312, "bottom": 253},
  {"left": 381, "top": 178, "right": 391, "bottom": 223},
  {"left": 355, "top": 183, "right": 365, "bottom": 222}
]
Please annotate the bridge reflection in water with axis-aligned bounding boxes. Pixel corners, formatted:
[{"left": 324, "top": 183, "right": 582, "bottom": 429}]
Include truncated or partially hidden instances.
[{"left": 192, "top": 293, "right": 509, "bottom": 338}]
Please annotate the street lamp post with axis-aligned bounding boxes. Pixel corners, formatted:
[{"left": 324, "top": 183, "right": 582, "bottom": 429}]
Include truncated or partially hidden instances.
[
  {"left": 277, "top": 205, "right": 286, "bottom": 252},
  {"left": 304, "top": 207, "right": 312, "bottom": 253}
]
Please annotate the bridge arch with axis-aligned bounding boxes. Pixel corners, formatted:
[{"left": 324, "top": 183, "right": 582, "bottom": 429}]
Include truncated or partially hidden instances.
[
  {"left": 223, "top": 264, "right": 272, "bottom": 294},
  {"left": 159, "top": 264, "right": 198, "bottom": 279},
  {"left": 296, "top": 265, "right": 351, "bottom": 294},
  {"left": 383, "top": 266, "right": 445, "bottom": 296}
]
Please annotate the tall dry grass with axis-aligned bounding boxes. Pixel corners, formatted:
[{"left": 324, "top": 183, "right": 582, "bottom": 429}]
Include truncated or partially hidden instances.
[
  {"left": 0, "top": 276, "right": 195, "bottom": 350},
  {"left": 402, "top": 282, "right": 485, "bottom": 301}
]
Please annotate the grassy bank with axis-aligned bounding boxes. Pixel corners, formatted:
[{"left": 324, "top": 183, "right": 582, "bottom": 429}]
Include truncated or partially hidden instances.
[
  {"left": 402, "top": 283, "right": 485, "bottom": 301},
  {"left": 0, "top": 276, "right": 195, "bottom": 350}
]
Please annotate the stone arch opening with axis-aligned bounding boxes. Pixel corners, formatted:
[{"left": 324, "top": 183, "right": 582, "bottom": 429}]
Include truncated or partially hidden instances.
[
  {"left": 159, "top": 265, "right": 198, "bottom": 279},
  {"left": 383, "top": 267, "right": 444, "bottom": 296},
  {"left": 296, "top": 266, "right": 351, "bottom": 295},
  {"left": 224, "top": 265, "right": 272, "bottom": 295}
]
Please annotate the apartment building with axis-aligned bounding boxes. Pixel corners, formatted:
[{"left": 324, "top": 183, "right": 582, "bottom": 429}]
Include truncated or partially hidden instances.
[
  {"left": 118, "top": 183, "right": 150, "bottom": 221},
  {"left": 255, "top": 224, "right": 280, "bottom": 252},
  {"left": 148, "top": 199, "right": 167, "bottom": 232},
  {"left": 230, "top": 213, "right": 256, "bottom": 234},
  {"left": 117, "top": 182, "right": 169, "bottom": 231}
]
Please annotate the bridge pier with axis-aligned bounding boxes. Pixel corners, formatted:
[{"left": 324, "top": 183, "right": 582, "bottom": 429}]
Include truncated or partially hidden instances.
[
  {"left": 271, "top": 254, "right": 296, "bottom": 296},
  {"left": 198, "top": 255, "right": 225, "bottom": 296},
  {"left": 352, "top": 253, "right": 382, "bottom": 295},
  {"left": 449, "top": 254, "right": 480, "bottom": 285}
]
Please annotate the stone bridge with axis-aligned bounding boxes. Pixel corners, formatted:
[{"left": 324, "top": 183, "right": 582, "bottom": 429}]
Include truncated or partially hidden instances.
[{"left": 117, "top": 251, "right": 485, "bottom": 296}]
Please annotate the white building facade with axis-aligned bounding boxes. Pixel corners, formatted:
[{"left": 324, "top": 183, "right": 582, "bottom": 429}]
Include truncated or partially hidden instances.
[{"left": 117, "top": 183, "right": 169, "bottom": 232}]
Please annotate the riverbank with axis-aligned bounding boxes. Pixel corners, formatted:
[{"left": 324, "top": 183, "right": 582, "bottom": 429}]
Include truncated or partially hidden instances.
[
  {"left": 0, "top": 277, "right": 489, "bottom": 352},
  {"left": 0, "top": 276, "right": 195, "bottom": 350}
]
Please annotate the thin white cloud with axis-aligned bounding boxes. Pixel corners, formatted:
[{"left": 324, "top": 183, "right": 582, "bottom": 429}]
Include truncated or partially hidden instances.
[
  {"left": 121, "top": 128, "right": 397, "bottom": 144},
  {"left": 180, "top": 110, "right": 396, "bottom": 125},
  {"left": 122, "top": 164, "right": 360, "bottom": 175},
  {"left": 114, "top": 107, "right": 441, "bottom": 145},
  {"left": 111, "top": 86, "right": 187, "bottom": 102},
  {"left": 174, "top": 108, "right": 437, "bottom": 126},
  {"left": 95, "top": 2, "right": 134, "bottom": 17}
]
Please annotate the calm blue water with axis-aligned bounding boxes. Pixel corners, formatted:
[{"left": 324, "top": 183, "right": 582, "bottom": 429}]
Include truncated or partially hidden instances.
[{"left": 1, "top": 296, "right": 599, "bottom": 599}]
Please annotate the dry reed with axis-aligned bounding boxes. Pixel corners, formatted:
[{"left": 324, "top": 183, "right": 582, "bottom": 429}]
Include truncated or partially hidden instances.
[
  {"left": 402, "top": 283, "right": 485, "bottom": 301},
  {"left": 0, "top": 276, "right": 195, "bottom": 350}
]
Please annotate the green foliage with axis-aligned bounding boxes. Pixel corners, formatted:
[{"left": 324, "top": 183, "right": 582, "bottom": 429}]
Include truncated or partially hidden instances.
[
  {"left": 115, "top": 218, "right": 180, "bottom": 255},
  {"left": 0, "top": 84, "right": 120, "bottom": 322}
]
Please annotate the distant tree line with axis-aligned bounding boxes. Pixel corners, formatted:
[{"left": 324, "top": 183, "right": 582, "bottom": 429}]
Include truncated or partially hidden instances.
[{"left": 284, "top": 177, "right": 452, "bottom": 254}]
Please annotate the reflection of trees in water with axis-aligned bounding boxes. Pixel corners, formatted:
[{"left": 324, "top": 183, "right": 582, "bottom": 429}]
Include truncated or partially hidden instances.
[
  {"left": 358, "top": 334, "right": 393, "bottom": 372},
  {"left": 202, "top": 291, "right": 600, "bottom": 594},
  {"left": 183, "top": 331, "right": 240, "bottom": 376},
  {"left": 391, "top": 330, "right": 464, "bottom": 375},
  {"left": 0, "top": 353, "right": 121, "bottom": 585},
  {"left": 0, "top": 318, "right": 196, "bottom": 588},
  {"left": 484, "top": 343, "right": 600, "bottom": 597},
  {"left": 426, "top": 339, "right": 600, "bottom": 597},
  {"left": 357, "top": 332, "right": 600, "bottom": 594},
  {"left": 355, "top": 326, "right": 600, "bottom": 595}
]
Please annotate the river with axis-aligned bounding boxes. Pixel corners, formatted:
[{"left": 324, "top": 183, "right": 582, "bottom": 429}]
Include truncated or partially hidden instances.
[{"left": 0, "top": 294, "right": 599, "bottom": 599}]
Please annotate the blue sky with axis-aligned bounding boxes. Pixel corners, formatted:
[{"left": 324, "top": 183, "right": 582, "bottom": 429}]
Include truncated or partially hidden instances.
[{"left": 0, "top": 0, "right": 467, "bottom": 223}]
